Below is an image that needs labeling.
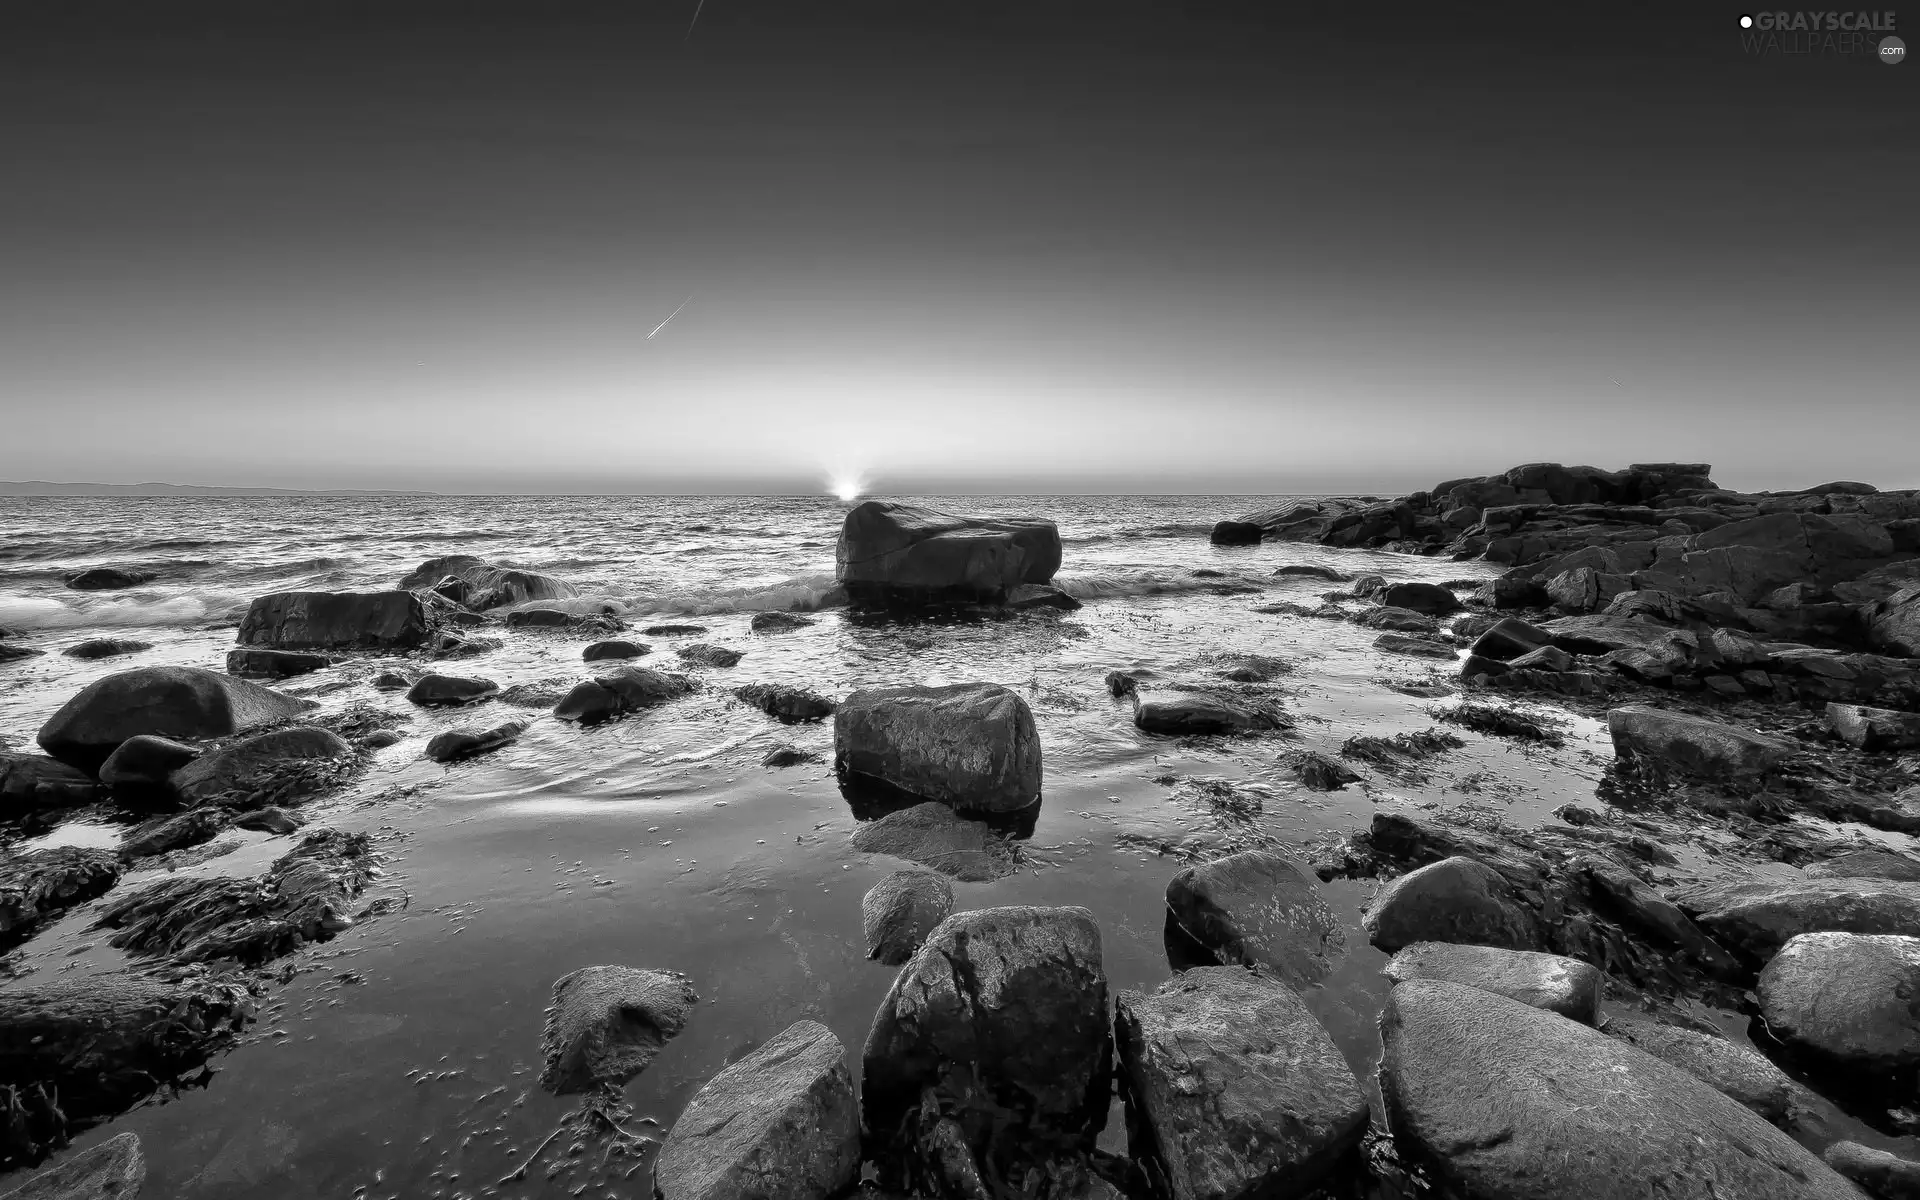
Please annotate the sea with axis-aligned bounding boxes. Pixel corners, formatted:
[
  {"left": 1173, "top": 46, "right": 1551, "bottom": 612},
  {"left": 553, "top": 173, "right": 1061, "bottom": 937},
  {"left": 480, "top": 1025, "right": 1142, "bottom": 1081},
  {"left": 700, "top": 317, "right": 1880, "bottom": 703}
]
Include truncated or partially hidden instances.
[{"left": 0, "top": 493, "right": 1734, "bottom": 1198}]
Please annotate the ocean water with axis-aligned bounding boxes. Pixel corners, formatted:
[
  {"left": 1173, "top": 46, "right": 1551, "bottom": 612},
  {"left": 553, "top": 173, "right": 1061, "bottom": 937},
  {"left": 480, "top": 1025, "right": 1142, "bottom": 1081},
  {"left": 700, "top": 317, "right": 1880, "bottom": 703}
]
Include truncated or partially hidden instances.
[{"left": 0, "top": 494, "right": 1697, "bottom": 1197}]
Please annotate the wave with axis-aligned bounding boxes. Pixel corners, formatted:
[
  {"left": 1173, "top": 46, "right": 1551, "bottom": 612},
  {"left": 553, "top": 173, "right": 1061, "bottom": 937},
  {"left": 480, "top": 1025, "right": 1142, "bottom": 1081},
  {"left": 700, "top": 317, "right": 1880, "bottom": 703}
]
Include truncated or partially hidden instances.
[
  {"left": 629, "top": 572, "right": 846, "bottom": 616},
  {"left": 0, "top": 538, "right": 232, "bottom": 562},
  {"left": 0, "top": 588, "right": 247, "bottom": 630},
  {"left": 225, "top": 556, "right": 354, "bottom": 580},
  {"left": 1054, "top": 570, "right": 1269, "bottom": 601}
]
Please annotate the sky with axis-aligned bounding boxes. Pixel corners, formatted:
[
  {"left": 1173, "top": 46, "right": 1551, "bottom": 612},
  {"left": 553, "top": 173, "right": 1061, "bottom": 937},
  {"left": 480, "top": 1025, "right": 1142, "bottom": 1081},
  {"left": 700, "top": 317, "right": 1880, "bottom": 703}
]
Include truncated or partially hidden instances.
[{"left": 1, "top": 1, "right": 1915, "bottom": 495}]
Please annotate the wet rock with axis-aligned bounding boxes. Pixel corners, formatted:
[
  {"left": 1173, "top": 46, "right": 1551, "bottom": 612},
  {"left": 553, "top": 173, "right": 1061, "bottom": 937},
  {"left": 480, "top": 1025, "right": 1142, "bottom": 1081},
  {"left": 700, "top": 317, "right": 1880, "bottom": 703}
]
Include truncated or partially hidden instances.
[
  {"left": 1607, "top": 704, "right": 1792, "bottom": 781},
  {"left": 119, "top": 809, "right": 229, "bottom": 859},
  {"left": 1599, "top": 1013, "right": 1793, "bottom": 1121},
  {"left": 1104, "top": 670, "right": 1141, "bottom": 698},
  {"left": 1210, "top": 520, "right": 1263, "bottom": 545},
  {"left": 749, "top": 611, "right": 815, "bottom": 633},
  {"left": 850, "top": 803, "right": 1008, "bottom": 882},
  {"left": 95, "top": 735, "right": 196, "bottom": 790},
  {"left": 761, "top": 744, "right": 819, "bottom": 768},
  {"left": 1209, "top": 652, "right": 1291, "bottom": 682},
  {"left": 1373, "top": 632, "right": 1457, "bottom": 659},
  {"left": 1, "top": 753, "right": 100, "bottom": 812},
  {"left": 504, "top": 607, "right": 624, "bottom": 634},
  {"left": 236, "top": 589, "right": 433, "bottom": 651},
  {"left": 371, "top": 671, "right": 412, "bottom": 691},
  {"left": 1676, "top": 877, "right": 1920, "bottom": 961},
  {"left": 231, "top": 806, "right": 307, "bottom": 835},
  {"left": 1273, "top": 564, "right": 1350, "bottom": 582},
  {"left": 653, "top": 1019, "right": 860, "bottom": 1200},
  {"left": 1381, "top": 979, "right": 1859, "bottom": 1199},
  {"left": 1379, "top": 582, "right": 1461, "bottom": 615},
  {"left": 0, "top": 848, "right": 121, "bottom": 949},
  {"left": 836, "top": 500, "right": 1062, "bottom": 607},
  {"left": 61, "top": 639, "right": 151, "bottom": 661},
  {"left": 0, "top": 644, "right": 44, "bottom": 664},
  {"left": 1005, "top": 582, "right": 1082, "bottom": 610},
  {"left": 1505, "top": 643, "right": 1573, "bottom": 672},
  {"left": 1436, "top": 702, "right": 1559, "bottom": 744},
  {"left": 1355, "top": 606, "right": 1439, "bottom": 633},
  {"left": 223, "top": 649, "right": 331, "bottom": 680},
  {"left": 1, "top": 1130, "right": 146, "bottom": 1200},
  {"left": 1383, "top": 942, "right": 1601, "bottom": 1023},
  {"left": 1164, "top": 849, "right": 1345, "bottom": 988},
  {"left": 1864, "top": 586, "right": 1920, "bottom": 658},
  {"left": 404, "top": 674, "right": 498, "bottom": 707},
  {"left": 1758, "top": 931, "right": 1920, "bottom": 1082},
  {"left": 169, "top": 726, "right": 352, "bottom": 807},
  {"left": 861, "top": 906, "right": 1109, "bottom": 1148},
  {"left": 1134, "top": 694, "right": 1278, "bottom": 736},
  {"left": 1362, "top": 857, "right": 1539, "bottom": 953},
  {"left": 643, "top": 624, "right": 708, "bottom": 636},
  {"left": 1293, "top": 750, "right": 1361, "bottom": 791},
  {"left": 358, "top": 729, "right": 401, "bottom": 750},
  {"left": 427, "top": 631, "right": 496, "bottom": 659},
  {"left": 862, "top": 870, "right": 954, "bottom": 966},
  {"left": 0, "top": 975, "right": 251, "bottom": 1169},
  {"left": 36, "top": 666, "right": 314, "bottom": 771},
  {"left": 1805, "top": 849, "right": 1920, "bottom": 883},
  {"left": 581, "top": 639, "right": 648, "bottom": 661},
  {"left": 552, "top": 667, "right": 696, "bottom": 725},
  {"left": 1572, "top": 855, "right": 1741, "bottom": 977},
  {"left": 1823, "top": 1141, "right": 1920, "bottom": 1200},
  {"left": 538, "top": 965, "right": 698, "bottom": 1095},
  {"left": 835, "top": 682, "right": 1041, "bottom": 814},
  {"left": 62, "top": 567, "right": 154, "bottom": 591},
  {"left": 425, "top": 720, "right": 527, "bottom": 763},
  {"left": 397, "top": 556, "right": 577, "bottom": 611},
  {"left": 1827, "top": 702, "right": 1920, "bottom": 751},
  {"left": 95, "top": 829, "right": 374, "bottom": 965},
  {"left": 677, "top": 643, "right": 743, "bottom": 669},
  {"left": 733, "top": 683, "right": 835, "bottom": 723},
  {"left": 1540, "top": 613, "right": 1679, "bottom": 656},
  {"left": 1116, "top": 966, "right": 1366, "bottom": 1200}
]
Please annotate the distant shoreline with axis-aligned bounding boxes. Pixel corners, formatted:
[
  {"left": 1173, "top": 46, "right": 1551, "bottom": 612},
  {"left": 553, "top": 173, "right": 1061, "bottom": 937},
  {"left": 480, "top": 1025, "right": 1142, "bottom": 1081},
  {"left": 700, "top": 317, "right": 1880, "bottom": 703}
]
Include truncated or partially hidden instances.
[{"left": 0, "top": 482, "right": 1367, "bottom": 499}]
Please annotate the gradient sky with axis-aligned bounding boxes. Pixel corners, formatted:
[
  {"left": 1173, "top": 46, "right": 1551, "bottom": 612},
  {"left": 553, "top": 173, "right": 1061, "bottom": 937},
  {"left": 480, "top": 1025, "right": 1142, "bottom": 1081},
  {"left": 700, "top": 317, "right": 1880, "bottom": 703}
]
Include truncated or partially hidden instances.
[{"left": 1, "top": 1, "right": 1914, "bottom": 494}]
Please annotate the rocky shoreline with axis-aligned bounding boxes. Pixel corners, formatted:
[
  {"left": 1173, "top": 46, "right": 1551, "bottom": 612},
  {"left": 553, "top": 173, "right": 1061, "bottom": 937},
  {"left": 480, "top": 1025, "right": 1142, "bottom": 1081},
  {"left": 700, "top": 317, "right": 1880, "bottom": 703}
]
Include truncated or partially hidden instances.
[{"left": 3, "top": 474, "right": 1919, "bottom": 1199}]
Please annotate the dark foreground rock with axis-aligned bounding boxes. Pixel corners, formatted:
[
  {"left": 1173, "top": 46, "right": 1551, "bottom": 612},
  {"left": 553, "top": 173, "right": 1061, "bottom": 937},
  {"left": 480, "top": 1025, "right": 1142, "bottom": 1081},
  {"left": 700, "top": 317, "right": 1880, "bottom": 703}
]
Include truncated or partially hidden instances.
[
  {"left": 1363, "top": 856, "right": 1540, "bottom": 953},
  {"left": 761, "top": 744, "right": 818, "bottom": 768},
  {"left": 0, "top": 848, "right": 121, "bottom": 950},
  {"left": 1163, "top": 849, "right": 1345, "bottom": 989},
  {"left": 1209, "top": 520, "right": 1263, "bottom": 545},
  {"left": 0, "top": 644, "right": 44, "bottom": 664},
  {"left": 676, "top": 643, "right": 743, "bottom": 669},
  {"left": 119, "top": 808, "right": 229, "bottom": 859},
  {"left": 733, "top": 683, "right": 835, "bottom": 723},
  {"left": 1827, "top": 702, "right": 1920, "bottom": 751},
  {"left": 1600, "top": 1013, "right": 1795, "bottom": 1121},
  {"left": 1381, "top": 978, "right": 1860, "bottom": 1199},
  {"left": 581, "top": 639, "right": 647, "bottom": 662},
  {"left": 169, "top": 726, "right": 353, "bottom": 807},
  {"left": 834, "top": 682, "right": 1041, "bottom": 814},
  {"left": 551, "top": 667, "right": 696, "bottom": 725},
  {"left": 849, "top": 803, "right": 1010, "bottom": 882},
  {"left": 836, "top": 501, "right": 1062, "bottom": 607},
  {"left": 1758, "top": 931, "right": 1920, "bottom": 1088},
  {"left": 424, "top": 721, "right": 526, "bottom": 763},
  {"left": 1, "top": 753, "right": 100, "bottom": 812},
  {"left": 861, "top": 869, "right": 953, "bottom": 966},
  {"left": 404, "top": 673, "right": 498, "bottom": 707},
  {"left": 1823, "top": 1141, "right": 1920, "bottom": 1200},
  {"left": 1383, "top": 942, "right": 1601, "bottom": 1023},
  {"left": 653, "top": 1019, "right": 859, "bottom": 1200},
  {"left": 1607, "top": 704, "right": 1792, "bottom": 781},
  {"left": 1116, "top": 966, "right": 1367, "bottom": 1200},
  {"left": 1, "top": 1130, "right": 145, "bottom": 1200},
  {"left": 1806, "top": 849, "right": 1920, "bottom": 883},
  {"left": 1292, "top": 750, "right": 1362, "bottom": 791},
  {"left": 749, "top": 611, "right": 815, "bottom": 633},
  {"left": 538, "top": 965, "right": 697, "bottom": 1095},
  {"left": 61, "top": 638, "right": 150, "bottom": 661},
  {"left": 397, "top": 555, "right": 576, "bottom": 611},
  {"left": 0, "top": 975, "right": 252, "bottom": 1170},
  {"left": 36, "top": 666, "right": 314, "bottom": 771},
  {"left": 236, "top": 590, "right": 434, "bottom": 651},
  {"left": 62, "top": 567, "right": 153, "bottom": 591},
  {"left": 862, "top": 906, "right": 1109, "bottom": 1186},
  {"left": 224, "top": 648, "right": 333, "bottom": 680},
  {"left": 1133, "top": 694, "right": 1282, "bottom": 736}
]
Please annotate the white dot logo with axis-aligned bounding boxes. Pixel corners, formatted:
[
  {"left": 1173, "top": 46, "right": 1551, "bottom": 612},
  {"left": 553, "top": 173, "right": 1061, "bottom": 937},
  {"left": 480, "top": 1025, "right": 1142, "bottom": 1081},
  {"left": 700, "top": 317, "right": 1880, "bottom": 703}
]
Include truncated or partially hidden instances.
[
  {"left": 1739, "top": 14, "right": 1754, "bottom": 27},
  {"left": 1882, "top": 35, "right": 1907, "bottom": 64}
]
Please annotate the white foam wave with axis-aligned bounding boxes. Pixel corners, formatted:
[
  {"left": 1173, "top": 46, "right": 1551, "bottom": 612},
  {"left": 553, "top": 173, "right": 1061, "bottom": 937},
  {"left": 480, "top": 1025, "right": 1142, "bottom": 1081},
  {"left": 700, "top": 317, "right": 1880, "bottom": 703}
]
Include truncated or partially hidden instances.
[
  {"left": 630, "top": 572, "right": 846, "bottom": 616},
  {"left": 1054, "top": 571, "right": 1269, "bottom": 601},
  {"left": 0, "top": 588, "right": 245, "bottom": 630}
]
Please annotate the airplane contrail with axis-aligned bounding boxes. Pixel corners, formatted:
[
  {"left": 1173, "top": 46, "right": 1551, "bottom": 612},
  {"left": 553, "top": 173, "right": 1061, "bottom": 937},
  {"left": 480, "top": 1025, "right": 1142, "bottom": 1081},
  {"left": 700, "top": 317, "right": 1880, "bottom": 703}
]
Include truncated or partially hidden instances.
[
  {"left": 648, "top": 294, "right": 694, "bottom": 340},
  {"left": 685, "top": 0, "right": 706, "bottom": 42}
]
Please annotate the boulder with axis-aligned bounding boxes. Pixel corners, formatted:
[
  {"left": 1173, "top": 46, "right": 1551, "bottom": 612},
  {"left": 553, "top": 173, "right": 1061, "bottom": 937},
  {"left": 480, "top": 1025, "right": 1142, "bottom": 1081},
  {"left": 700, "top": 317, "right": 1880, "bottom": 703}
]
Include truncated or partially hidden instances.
[
  {"left": 62, "top": 567, "right": 154, "bottom": 590},
  {"left": 36, "top": 666, "right": 314, "bottom": 771},
  {"left": 232, "top": 806, "right": 307, "bottom": 834},
  {"left": 397, "top": 555, "right": 577, "bottom": 611},
  {"left": 1115, "top": 967, "right": 1367, "bottom": 1200},
  {"left": 836, "top": 501, "right": 1062, "bottom": 606},
  {"left": 1675, "top": 877, "right": 1920, "bottom": 960},
  {"left": 96, "top": 736, "right": 201, "bottom": 789},
  {"left": 1865, "top": 586, "right": 1920, "bottom": 657},
  {"left": 0, "top": 848, "right": 121, "bottom": 946},
  {"left": 1607, "top": 704, "right": 1792, "bottom": 781},
  {"left": 1600, "top": 1015, "right": 1793, "bottom": 1122},
  {"left": 861, "top": 870, "right": 954, "bottom": 966},
  {"left": 1469, "top": 618, "right": 1554, "bottom": 662},
  {"left": 538, "top": 965, "right": 698, "bottom": 1095},
  {"left": 1373, "top": 633, "right": 1457, "bottom": 659},
  {"left": 169, "top": 726, "right": 352, "bottom": 806},
  {"left": 676, "top": 644, "right": 743, "bottom": 669},
  {"left": 1362, "top": 857, "right": 1539, "bottom": 954},
  {"left": 552, "top": 667, "right": 695, "bottom": 725},
  {"left": 1133, "top": 695, "right": 1276, "bottom": 736},
  {"left": 749, "top": 611, "right": 815, "bottom": 633},
  {"left": 861, "top": 906, "right": 1110, "bottom": 1141},
  {"left": 1822, "top": 1142, "right": 1920, "bottom": 1200},
  {"left": 119, "top": 808, "right": 229, "bottom": 859},
  {"left": 1, "top": 753, "right": 100, "bottom": 811},
  {"left": 1805, "top": 849, "right": 1920, "bottom": 883},
  {"left": 0, "top": 1130, "right": 146, "bottom": 1200},
  {"left": 1273, "top": 564, "right": 1351, "bottom": 582},
  {"left": 733, "top": 683, "right": 835, "bottom": 723},
  {"left": 1355, "top": 607, "right": 1439, "bottom": 633},
  {"left": 1381, "top": 979, "right": 1860, "bottom": 1199},
  {"left": 1826, "top": 702, "right": 1920, "bottom": 751},
  {"left": 581, "top": 639, "right": 648, "bottom": 662},
  {"left": 224, "top": 648, "right": 332, "bottom": 680},
  {"left": 1505, "top": 644, "right": 1573, "bottom": 672},
  {"left": 1757, "top": 931, "right": 1920, "bottom": 1081},
  {"left": 643, "top": 623, "right": 709, "bottom": 636},
  {"left": 425, "top": 721, "right": 527, "bottom": 763},
  {"left": 834, "top": 682, "right": 1041, "bottom": 814},
  {"left": 236, "top": 590, "right": 433, "bottom": 651},
  {"left": 1164, "top": 849, "right": 1345, "bottom": 989},
  {"left": 762, "top": 744, "right": 818, "bottom": 768},
  {"left": 0, "top": 643, "right": 44, "bottom": 663},
  {"left": 849, "top": 803, "right": 1007, "bottom": 882},
  {"left": 404, "top": 674, "right": 498, "bottom": 707},
  {"left": 1294, "top": 751, "right": 1361, "bottom": 791},
  {"left": 653, "top": 1020, "right": 860, "bottom": 1200},
  {"left": 1379, "top": 582, "right": 1461, "bottom": 615},
  {"left": 1004, "top": 582, "right": 1082, "bottom": 610},
  {"left": 1382, "top": 942, "right": 1601, "bottom": 1023},
  {"left": 61, "top": 638, "right": 151, "bottom": 661},
  {"left": 1210, "top": 520, "right": 1263, "bottom": 545}
]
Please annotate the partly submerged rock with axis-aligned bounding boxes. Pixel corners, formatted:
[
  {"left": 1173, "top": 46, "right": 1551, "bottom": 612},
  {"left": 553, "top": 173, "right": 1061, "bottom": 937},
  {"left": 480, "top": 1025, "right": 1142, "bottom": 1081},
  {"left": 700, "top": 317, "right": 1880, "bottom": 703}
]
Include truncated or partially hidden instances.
[
  {"left": 761, "top": 744, "right": 819, "bottom": 768},
  {"left": 834, "top": 682, "right": 1041, "bottom": 814},
  {"left": 1757, "top": 931, "right": 1920, "bottom": 1083},
  {"left": 1378, "top": 582, "right": 1461, "bottom": 615},
  {"left": 224, "top": 648, "right": 332, "bottom": 680},
  {"left": 551, "top": 667, "right": 696, "bottom": 725},
  {"left": 836, "top": 501, "right": 1062, "bottom": 607},
  {"left": 63, "top": 567, "right": 154, "bottom": 591},
  {"left": 1373, "top": 632, "right": 1457, "bottom": 659},
  {"left": 1134, "top": 694, "right": 1280, "bottom": 737},
  {"left": 538, "top": 965, "right": 699, "bottom": 1096},
  {"left": 404, "top": 673, "right": 498, "bottom": 707},
  {"left": 653, "top": 1019, "right": 860, "bottom": 1200},
  {"left": 1599, "top": 1013, "right": 1794, "bottom": 1121},
  {"left": 733, "top": 683, "right": 835, "bottom": 723},
  {"left": 231, "top": 806, "right": 307, "bottom": 835},
  {"left": 1, "top": 753, "right": 100, "bottom": 812},
  {"left": 119, "top": 809, "right": 229, "bottom": 860},
  {"left": 1381, "top": 979, "right": 1859, "bottom": 1199},
  {"left": 1293, "top": 750, "right": 1362, "bottom": 791},
  {"left": 676, "top": 643, "right": 743, "bottom": 669},
  {"left": 236, "top": 590, "right": 433, "bottom": 651},
  {"left": 36, "top": 666, "right": 314, "bottom": 771},
  {"left": 1607, "top": 704, "right": 1792, "bottom": 781},
  {"left": 1383, "top": 942, "right": 1601, "bottom": 1023},
  {"left": 169, "top": 726, "right": 352, "bottom": 807},
  {"left": 1210, "top": 520, "right": 1263, "bottom": 546},
  {"left": 849, "top": 803, "right": 1009, "bottom": 882},
  {"left": 1363, "top": 857, "right": 1539, "bottom": 954},
  {"left": 861, "top": 870, "right": 954, "bottom": 966},
  {"left": 1115, "top": 966, "right": 1367, "bottom": 1200},
  {"left": 397, "top": 556, "right": 577, "bottom": 611},
  {"left": 1164, "top": 849, "right": 1345, "bottom": 989},
  {"left": 0, "top": 848, "right": 121, "bottom": 949},
  {"left": 0, "top": 1130, "right": 146, "bottom": 1200},
  {"left": 749, "top": 611, "right": 816, "bottom": 633},
  {"left": 581, "top": 639, "right": 648, "bottom": 662},
  {"left": 61, "top": 638, "right": 151, "bottom": 661},
  {"left": 425, "top": 721, "right": 527, "bottom": 763},
  {"left": 1005, "top": 582, "right": 1082, "bottom": 610}
]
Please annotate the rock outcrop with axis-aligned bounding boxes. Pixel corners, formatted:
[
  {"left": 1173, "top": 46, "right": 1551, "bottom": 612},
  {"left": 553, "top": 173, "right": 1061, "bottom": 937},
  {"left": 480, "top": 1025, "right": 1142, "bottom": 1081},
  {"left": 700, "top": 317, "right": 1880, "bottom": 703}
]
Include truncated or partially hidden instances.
[
  {"left": 36, "top": 666, "right": 314, "bottom": 771},
  {"left": 168, "top": 726, "right": 352, "bottom": 806},
  {"left": 0, "top": 753, "right": 100, "bottom": 812},
  {"left": 236, "top": 590, "right": 434, "bottom": 651},
  {"left": 834, "top": 682, "right": 1041, "bottom": 814},
  {"left": 397, "top": 555, "right": 577, "bottom": 611},
  {"left": 836, "top": 501, "right": 1062, "bottom": 607},
  {"left": 1757, "top": 931, "right": 1920, "bottom": 1085},
  {"left": 1607, "top": 704, "right": 1792, "bottom": 781}
]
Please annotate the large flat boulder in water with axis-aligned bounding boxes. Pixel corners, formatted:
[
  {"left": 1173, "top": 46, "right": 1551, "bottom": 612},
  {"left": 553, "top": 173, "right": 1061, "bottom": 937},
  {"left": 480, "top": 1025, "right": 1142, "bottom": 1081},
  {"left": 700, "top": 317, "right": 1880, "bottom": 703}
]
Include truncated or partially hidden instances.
[
  {"left": 653, "top": 1019, "right": 860, "bottom": 1200},
  {"left": 836, "top": 501, "right": 1061, "bottom": 606},
  {"left": 1607, "top": 704, "right": 1792, "bottom": 780},
  {"left": 1758, "top": 931, "right": 1920, "bottom": 1081},
  {"left": 834, "top": 682, "right": 1040, "bottom": 814},
  {"left": 849, "top": 803, "right": 1008, "bottom": 882},
  {"left": 236, "top": 590, "right": 433, "bottom": 650},
  {"left": 1115, "top": 966, "right": 1368, "bottom": 1200},
  {"left": 538, "top": 966, "right": 698, "bottom": 1095},
  {"left": 1381, "top": 979, "right": 1860, "bottom": 1199},
  {"left": 1164, "top": 849, "right": 1345, "bottom": 989},
  {"left": 36, "top": 666, "right": 315, "bottom": 771}
]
